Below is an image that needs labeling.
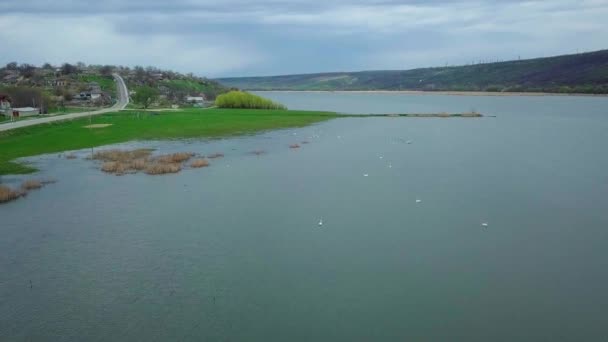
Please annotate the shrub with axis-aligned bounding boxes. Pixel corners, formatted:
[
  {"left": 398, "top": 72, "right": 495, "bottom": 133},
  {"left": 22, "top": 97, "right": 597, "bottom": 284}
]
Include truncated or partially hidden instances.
[{"left": 215, "top": 91, "right": 286, "bottom": 110}]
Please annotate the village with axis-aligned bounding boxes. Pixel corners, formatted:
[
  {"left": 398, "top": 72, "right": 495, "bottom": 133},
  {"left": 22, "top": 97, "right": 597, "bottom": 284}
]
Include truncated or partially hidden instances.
[{"left": 0, "top": 63, "right": 227, "bottom": 120}]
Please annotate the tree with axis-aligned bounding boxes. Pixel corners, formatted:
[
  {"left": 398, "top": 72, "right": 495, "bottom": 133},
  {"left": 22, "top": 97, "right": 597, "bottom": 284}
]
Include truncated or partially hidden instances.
[
  {"left": 18, "top": 64, "right": 36, "bottom": 78},
  {"left": 132, "top": 86, "right": 159, "bottom": 109},
  {"left": 5, "top": 62, "right": 18, "bottom": 70},
  {"left": 42, "top": 63, "right": 54, "bottom": 70},
  {"left": 100, "top": 65, "right": 113, "bottom": 76},
  {"left": 61, "top": 63, "right": 77, "bottom": 75}
]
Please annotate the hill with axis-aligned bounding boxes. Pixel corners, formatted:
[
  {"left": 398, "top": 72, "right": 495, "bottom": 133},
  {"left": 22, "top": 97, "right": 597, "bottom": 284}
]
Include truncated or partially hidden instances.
[{"left": 216, "top": 49, "right": 608, "bottom": 94}]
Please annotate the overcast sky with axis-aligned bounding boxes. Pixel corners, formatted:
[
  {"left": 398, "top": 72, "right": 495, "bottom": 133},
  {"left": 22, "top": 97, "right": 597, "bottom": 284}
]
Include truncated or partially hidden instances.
[{"left": 1, "top": 0, "right": 607, "bottom": 77}]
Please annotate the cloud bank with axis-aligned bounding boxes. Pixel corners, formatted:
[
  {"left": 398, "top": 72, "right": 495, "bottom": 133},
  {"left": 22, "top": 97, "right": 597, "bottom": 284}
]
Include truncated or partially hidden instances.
[{"left": 0, "top": 0, "right": 606, "bottom": 76}]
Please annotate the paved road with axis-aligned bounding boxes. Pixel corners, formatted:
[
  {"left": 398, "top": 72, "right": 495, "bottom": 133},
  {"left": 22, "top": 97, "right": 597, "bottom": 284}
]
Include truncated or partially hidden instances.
[{"left": 0, "top": 73, "right": 129, "bottom": 132}]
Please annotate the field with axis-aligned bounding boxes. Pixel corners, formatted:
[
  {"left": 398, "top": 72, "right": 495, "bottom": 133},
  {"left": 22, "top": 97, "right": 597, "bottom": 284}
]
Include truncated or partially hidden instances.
[{"left": 0, "top": 108, "right": 337, "bottom": 175}]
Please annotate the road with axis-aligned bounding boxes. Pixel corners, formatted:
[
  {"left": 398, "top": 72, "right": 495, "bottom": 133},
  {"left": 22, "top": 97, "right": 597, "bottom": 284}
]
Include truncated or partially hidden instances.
[{"left": 0, "top": 73, "right": 129, "bottom": 132}]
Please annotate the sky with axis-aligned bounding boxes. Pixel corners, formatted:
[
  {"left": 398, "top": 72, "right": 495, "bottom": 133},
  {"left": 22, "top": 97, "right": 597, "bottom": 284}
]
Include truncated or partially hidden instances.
[{"left": 1, "top": 0, "right": 607, "bottom": 77}]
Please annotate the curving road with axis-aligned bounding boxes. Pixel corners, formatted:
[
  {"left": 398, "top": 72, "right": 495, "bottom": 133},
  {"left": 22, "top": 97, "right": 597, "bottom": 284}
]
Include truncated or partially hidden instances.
[{"left": 0, "top": 73, "right": 129, "bottom": 132}]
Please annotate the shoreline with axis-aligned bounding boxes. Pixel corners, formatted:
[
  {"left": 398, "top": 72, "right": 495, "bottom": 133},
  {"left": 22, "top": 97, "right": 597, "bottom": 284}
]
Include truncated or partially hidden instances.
[{"left": 253, "top": 90, "right": 608, "bottom": 97}]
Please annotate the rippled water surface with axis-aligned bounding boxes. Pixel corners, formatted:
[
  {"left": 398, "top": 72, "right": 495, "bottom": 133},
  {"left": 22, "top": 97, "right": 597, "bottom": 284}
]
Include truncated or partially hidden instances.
[{"left": 2, "top": 93, "right": 608, "bottom": 341}]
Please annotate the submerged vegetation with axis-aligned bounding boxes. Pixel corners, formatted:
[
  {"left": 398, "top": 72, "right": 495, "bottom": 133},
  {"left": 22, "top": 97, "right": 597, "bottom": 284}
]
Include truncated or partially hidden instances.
[
  {"left": 215, "top": 91, "right": 287, "bottom": 110},
  {"left": 0, "top": 108, "right": 337, "bottom": 175}
]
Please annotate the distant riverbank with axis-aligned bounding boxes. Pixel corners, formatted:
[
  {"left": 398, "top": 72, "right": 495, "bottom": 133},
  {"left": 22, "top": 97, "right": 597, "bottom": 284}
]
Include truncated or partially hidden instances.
[{"left": 255, "top": 90, "right": 608, "bottom": 97}]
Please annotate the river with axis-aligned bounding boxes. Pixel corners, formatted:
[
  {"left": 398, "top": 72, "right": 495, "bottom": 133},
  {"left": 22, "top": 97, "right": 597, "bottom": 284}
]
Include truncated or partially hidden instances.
[{"left": 1, "top": 92, "right": 608, "bottom": 341}]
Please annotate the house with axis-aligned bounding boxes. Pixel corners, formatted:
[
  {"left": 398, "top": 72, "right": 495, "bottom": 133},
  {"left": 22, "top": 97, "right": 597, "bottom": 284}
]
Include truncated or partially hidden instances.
[
  {"left": 0, "top": 94, "right": 12, "bottom": 115},
  {"left": 48, "top": 77, "right": 69, "bottom": 87},
  {"left": 186, "top": 95, "right": 206, "bottom": 107},
  {"left": 88, "top": 82, "right": 102, "bottom": 93},
  {"left": 2, "top": 71, "right": 20, "bottom": 84},
  {"left": 78, "top": 90, "right": 102, "bottom": 101},
  {"left": 10, "top": 107, "right": 39, "bottom": 118},
  {"left": 151, "top": 73, "right": 164, "bottom": 80}
]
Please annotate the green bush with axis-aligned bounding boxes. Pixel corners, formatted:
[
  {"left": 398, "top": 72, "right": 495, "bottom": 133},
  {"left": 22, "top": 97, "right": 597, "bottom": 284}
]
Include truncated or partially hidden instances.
[{"left": 215, "top": 91, "right": 286, "bottom": 110}]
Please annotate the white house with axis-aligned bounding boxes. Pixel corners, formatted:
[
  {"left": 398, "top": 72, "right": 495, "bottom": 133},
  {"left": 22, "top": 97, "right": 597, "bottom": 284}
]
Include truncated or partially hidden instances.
[
  {"left": 79, "top": 91, "right": 102, "bottom": 100},
  {"left": 186, "top": 96, "right": 206, "bottom": 107},
  {"left": 186, "top": 96, "right": 205, "bottom": 103}
]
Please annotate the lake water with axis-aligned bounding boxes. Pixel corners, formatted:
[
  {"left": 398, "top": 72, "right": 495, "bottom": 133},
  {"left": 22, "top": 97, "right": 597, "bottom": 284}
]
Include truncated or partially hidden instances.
[{"left": 2, "top": 92, "right": 608, "bottom": 341}]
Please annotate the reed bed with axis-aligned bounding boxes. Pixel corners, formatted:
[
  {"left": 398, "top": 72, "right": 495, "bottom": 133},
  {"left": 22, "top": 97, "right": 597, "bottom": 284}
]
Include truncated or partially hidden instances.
[
  {"left": 21, "top": 180, "right": 43, "bottom": 190},
  {"left": 144, "top": 163, "right": 181, "bottom": 175},
  {"left": 95, "top": 149, "right": 199, "bottom": 175},
  {"left": 191, "top": 159, "right": 210, "bottom": 168},
  {"left": 101, "top": 161, "right": 128, "bottom": 174},
  {"left": 93, "top": 149, "right": 153, "bottom": 162},
  {"left": 0, "top": 185, "right": 24, "bottom": 203},
  {"left": 156, "top": 152, "right": 194, "bottom": 164},
  {"left": 1, "top": 179, "right": 56, "bottom": 204}
]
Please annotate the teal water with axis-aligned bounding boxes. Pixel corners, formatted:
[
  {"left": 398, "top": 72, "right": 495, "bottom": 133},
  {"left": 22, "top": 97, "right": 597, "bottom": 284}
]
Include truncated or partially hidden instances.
[{"left": 1, "top": 93, "right": 608, "bottom": 341}]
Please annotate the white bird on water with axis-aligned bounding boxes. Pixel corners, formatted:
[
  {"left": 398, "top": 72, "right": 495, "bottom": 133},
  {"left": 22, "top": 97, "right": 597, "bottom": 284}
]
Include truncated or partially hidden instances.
[
  {"left": 406, "top": 140, "right": 412, "bottom": 144},
  {"left": 481, "top": 222, "right": 489, "bottom": 228},
  {"left": 363, "top": 174, "right": 369, "bottom": 177},
  {"left": 416, "top": 199, "right": 422, "bottom": 203},
  {"left": 318, "top": 219, "right": 323, "bottom": 227}
]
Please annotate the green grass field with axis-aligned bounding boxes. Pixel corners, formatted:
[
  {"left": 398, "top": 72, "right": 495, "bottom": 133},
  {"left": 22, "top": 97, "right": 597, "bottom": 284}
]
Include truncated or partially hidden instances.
[
  {"left": 0, "top": 108, "right": 337, "bottom": 175},
  {"left": 78, "top": 75, "right": 117, "bottom": 94}
]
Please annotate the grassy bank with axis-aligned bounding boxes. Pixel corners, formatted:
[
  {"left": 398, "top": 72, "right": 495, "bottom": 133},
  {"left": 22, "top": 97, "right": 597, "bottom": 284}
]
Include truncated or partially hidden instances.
[{"left": 0, "top": 108, "right": 337, "bottom": 175}]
